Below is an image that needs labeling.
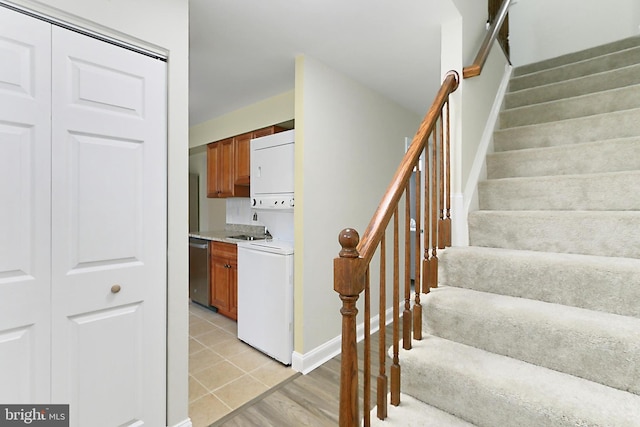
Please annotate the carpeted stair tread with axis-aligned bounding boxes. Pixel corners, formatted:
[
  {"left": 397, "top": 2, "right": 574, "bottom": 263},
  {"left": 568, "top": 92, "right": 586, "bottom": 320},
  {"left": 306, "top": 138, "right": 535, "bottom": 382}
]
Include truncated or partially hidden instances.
[
  {"left": 506, "top": 63, "right": 640, "bottom": 109},
  {"left": 369, "top": 393, "right": 477, "bottom": 427},
  {"left": 468, "top": 210, "right": 640, "bottom": 259},
  {"left": 513, "top": 35, "right": 640, "bottom": 76},
  {"left": 391, "top": 36, "right": 640, "bottom": 427},
  {"left": 439, "top": 246, "right": 640, "bottom": 319},
  {"left": 423, "top": 286, "right": 640, "bottom": 395},
  {"left": 500, "top": 83, "right": 640, "bottom": 128},
  {"left": 399, "top": 336, "right": 640, "bottom": 427},
  {"left": 509, "top": 45, "right": 640, "bottom": 91},
  {"left": 478, "top": 170, "right": 640, "bottom": 210},
  {"left": 493, "top": 108, "right": 640, "bottom": 152},
  {"left": 487, "top": 137, "right": 640, "bottom": 179}
]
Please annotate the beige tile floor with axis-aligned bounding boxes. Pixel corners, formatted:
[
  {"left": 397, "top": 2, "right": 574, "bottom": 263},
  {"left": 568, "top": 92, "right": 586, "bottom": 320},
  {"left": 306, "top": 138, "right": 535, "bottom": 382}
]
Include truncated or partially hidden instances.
[{"left": 188, "top": 302, "right": 297, "bottom": 427}]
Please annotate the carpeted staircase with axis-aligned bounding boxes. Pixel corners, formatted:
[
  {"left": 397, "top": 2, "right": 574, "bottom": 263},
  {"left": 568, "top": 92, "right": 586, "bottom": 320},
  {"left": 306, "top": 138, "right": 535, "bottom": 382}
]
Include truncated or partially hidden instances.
[{"left": 373, "top": 36, "right": 640, "bottom": 426}]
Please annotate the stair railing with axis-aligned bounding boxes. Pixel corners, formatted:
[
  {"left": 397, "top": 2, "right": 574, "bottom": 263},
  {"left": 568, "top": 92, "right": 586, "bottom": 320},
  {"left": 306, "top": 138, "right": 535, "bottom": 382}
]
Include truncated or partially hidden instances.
[
  {"left": 334, "top": 1, "right": 512, "bottom": 423},
  {"left": 464, "top": 0, "right": 512, "bottom": 78},
  {"left": 334, "top": 70, "right": 459, "bottom": 427}
]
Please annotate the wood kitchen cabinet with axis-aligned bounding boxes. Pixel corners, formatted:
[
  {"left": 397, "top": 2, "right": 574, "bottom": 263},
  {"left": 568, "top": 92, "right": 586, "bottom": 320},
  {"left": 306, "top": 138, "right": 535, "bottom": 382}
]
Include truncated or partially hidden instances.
[
  {"left": 209, "top": 241, "right": 238, "bottom": 320},
  {"left": 233, "top": 131, "right": 252, "bottom": 186},
  {"left": 207, "top": 125, "right": 287, "bottom": 198},
  {"left": 207, "top": 137, "right": 244, "bottom": 198}
]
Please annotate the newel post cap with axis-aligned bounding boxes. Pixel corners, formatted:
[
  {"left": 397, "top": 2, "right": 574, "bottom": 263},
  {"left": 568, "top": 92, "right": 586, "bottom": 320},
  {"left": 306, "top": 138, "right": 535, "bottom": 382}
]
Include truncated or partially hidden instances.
[{"left": 334, "top": 228, "right": 365, "bottom": 297}]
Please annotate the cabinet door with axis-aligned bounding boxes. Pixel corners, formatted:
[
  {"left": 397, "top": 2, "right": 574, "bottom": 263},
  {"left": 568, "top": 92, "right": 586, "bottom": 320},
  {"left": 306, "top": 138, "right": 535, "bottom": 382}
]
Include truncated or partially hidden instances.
[
  {"left": 206, "top": 142, "right": 220, "bottom": 197},
  {"left": 229, "top": 258, "right": 238, "bottom": 320},
  {"left": 217, "top": 138, "right": 235, "bottom": 197},
  {"left": 0, "top": 6, "right": 52, "bottom": 404},
  {"left": 233, "top": 132, "right": 252, "bottom": 186},
  {"left": 51, "top": 26, "right": 166, "bottom": 427},
  {"left": 210, "top": 253, "right": 230, "bottom": 313},
  {"left": 210, "top": 242, "right": 237, "bottom": 320}
]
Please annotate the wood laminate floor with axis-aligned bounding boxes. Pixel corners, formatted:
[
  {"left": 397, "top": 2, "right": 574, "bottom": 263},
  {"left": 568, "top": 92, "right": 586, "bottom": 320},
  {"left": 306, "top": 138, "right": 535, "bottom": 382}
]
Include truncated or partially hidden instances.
[{"left": 213, "top": 322, "right": 404, "bottom": 427}]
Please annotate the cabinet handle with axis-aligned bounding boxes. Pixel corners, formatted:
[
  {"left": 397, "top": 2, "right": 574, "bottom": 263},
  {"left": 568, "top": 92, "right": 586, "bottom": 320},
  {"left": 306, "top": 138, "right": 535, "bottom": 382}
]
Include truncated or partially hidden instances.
[
  {"left": 224, "top": 264, "right": 231, "bottom": 269},
  {"left": 111, "top": 284, "right": 122, "bottom": 294}
]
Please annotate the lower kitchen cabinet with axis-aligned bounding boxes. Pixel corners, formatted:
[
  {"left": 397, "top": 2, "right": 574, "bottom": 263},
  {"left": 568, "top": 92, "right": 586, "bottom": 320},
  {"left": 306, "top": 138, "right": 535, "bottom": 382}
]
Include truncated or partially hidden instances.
[{"left": 209, "top": 241, "right": 238, "bottom": 320}]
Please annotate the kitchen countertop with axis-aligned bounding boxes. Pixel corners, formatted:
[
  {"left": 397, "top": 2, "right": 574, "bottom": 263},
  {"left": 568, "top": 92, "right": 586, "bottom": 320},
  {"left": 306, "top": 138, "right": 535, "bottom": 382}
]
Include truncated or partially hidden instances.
[{"left": 189, "top": 224, "right": 266, "bottom": 244}]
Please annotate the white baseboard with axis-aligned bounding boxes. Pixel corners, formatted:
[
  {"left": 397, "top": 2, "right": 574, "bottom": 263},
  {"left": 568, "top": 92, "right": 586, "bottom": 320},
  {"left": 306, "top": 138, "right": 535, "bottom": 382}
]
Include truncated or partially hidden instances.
[
  {"left": 169, "top": 418, "right": 192, "bottom": 427},
  {"left": 292, "top": 306, "right": 396, "bottom": 374},
  {"left": 450, "top": 192, "right": 467, "bottom": 247}
]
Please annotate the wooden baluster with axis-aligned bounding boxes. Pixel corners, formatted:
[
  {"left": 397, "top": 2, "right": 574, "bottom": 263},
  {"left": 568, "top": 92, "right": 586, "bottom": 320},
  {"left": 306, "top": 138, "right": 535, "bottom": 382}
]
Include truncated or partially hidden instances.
[
  {"left": 444, "top": 100, "right": 452, "bottom": 247},
  {"left": 334, "top": 228, "right": 365, "bottom": 427},
  {"left": 438, "top": 113, "right": 446, "bottom": 250},
  {"left": 363, "top": 268, "right": 371, "bottom": 427},
  {"left": 423, "top": 133, "right": 433, "bottom": 293},
  {"left": 390, "top": 209, "right": 401, "bottom": 406},
  {"left": 377, "top": 234, "right": 388, "bottom": 420},
  {"left": 403, "top": 185, "right": 412, "bottom": 350},
  {"left": 413, "top": 165, "right": 423, "bottom": 340},
  {"left": 430, "top": 125, "right": 439, "bottom": 289}
]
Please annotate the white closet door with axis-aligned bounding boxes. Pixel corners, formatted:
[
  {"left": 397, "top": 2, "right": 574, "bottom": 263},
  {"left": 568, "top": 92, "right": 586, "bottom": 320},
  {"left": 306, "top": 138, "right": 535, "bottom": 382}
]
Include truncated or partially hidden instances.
[
  {"left": 0, "top": 6, "right": 52, "bottom": 404},
  {"left": 50, "top": 27, "right": 167, "bottom": 427}
]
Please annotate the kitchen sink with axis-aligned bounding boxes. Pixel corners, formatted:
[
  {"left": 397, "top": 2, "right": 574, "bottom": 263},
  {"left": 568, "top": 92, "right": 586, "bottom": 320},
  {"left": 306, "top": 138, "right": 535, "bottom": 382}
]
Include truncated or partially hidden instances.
[{"left": 228, "top": 234, "right": 265, "bottom": 241}]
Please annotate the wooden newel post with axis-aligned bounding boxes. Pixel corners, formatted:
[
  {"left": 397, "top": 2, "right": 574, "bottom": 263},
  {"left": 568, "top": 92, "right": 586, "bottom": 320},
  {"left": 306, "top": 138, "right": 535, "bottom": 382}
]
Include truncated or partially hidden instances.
[{"left": 334, "top": 228, "right": 365, "bottom": 427}]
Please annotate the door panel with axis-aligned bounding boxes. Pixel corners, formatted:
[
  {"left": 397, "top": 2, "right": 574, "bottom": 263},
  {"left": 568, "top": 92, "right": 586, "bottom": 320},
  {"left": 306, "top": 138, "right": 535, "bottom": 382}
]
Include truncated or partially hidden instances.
[
  {"left": 51, "top": 26, "right": 166, "bottom": 427},
  {"left": 68, "top": 303, "right": 144, "bottom": 426},
  {"left": 0, "top": 6, "right": 51, "bottom": 403},
  {"left": 68, "top": 132, "right": 142, "bottom": 269}
]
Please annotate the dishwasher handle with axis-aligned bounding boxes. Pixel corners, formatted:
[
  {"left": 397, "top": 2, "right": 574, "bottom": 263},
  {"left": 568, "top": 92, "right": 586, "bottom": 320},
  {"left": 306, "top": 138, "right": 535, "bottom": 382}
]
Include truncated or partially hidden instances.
[{"left": 189, "top": 238, "right": 209, "bottom": 250}]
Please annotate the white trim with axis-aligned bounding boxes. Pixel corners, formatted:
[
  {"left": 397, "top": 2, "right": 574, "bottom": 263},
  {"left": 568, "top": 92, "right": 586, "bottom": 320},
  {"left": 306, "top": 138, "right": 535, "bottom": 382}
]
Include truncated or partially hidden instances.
[
  {"left": 462, "top": 63, "right": 512, "bottom": 219},
  {"left": 169, "top": 419, "right": 192, "bottom": 427},
  {"left": 292, "top": 306, "right": 396, "bottom": 374},
  {"left": 292, "top": 337, "right": 341, "bottom": 375},
  {"left": 0, "top": 0, "right": 167, "bottom": 60},
  {"left": 450, "top": 192, "right": 468, "bottom": 246}
]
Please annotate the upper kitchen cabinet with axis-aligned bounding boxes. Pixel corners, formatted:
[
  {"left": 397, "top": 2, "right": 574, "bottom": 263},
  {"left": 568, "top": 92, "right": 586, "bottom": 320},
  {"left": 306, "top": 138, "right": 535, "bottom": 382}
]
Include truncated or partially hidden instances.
[
  {"left": 207, "top": 125, "right": 287, "bottom": 198},
  {"left": 207, "top": 137, "right": 240, "bottom": 197},
  {"left": 233, "top": 131, "right": 252, "bottom": 186}
]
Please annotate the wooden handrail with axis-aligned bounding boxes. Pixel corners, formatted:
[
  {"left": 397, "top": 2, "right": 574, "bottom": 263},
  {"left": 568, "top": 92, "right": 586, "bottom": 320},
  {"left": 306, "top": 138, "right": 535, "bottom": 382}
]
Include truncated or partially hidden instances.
[
  {"left": 463, "top": 0, "right": 512, "bottom": 78},
  {"left": 356, "top": 71, "right": 459, "bottom": 265},
  {"left": 334, "top": 70, "right": 460, "bottom": 427}
]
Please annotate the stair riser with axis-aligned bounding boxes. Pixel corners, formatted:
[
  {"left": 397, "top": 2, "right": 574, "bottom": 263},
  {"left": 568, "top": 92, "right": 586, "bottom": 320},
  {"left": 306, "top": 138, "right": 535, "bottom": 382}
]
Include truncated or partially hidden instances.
[
  {"left": 487, "top": 138, "right": 640, "bottom": 179},
  {"left": 506, "top": 64, "right": 640, "bottom": 109},
  {"left": 514, "top": 36, "right": 640, "bottom": 76},
  {"left": 468, "top": 211, "right": 640, "bottom": 259},
  {"left": 401, "top": 337, "right": 640, "bottom": 427},
  {"left": 423, "top": 287, "right": 640, "bottom": 396},
  {"left": 510, "top": 46, "right": 640, "bottom": 91},
  {"left": 439, "top": 247, "right": 640, "bottom": 318},
  {"left": 478, "top": 171, "right": 640, "bottom": 211},
  {"left": 500, "top": 84, "right": 640, "bottom": 128},
  {"left": 493, "top": 109, "right": 640, "bottom": 152}
]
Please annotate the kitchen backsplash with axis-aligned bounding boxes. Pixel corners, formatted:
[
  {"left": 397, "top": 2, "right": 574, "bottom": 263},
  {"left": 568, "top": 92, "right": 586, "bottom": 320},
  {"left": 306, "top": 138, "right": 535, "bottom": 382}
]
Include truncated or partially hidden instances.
[
  {"left": 226, "top": 198, "right": 257, "bottom": 225},
  {"left": 226, "top": 197, "right": 294, "bottom": 242}
]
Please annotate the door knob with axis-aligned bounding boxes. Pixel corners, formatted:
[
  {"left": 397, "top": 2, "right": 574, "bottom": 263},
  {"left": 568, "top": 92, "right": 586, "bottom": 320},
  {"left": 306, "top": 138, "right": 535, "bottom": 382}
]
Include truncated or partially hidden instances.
[{"left": 111, "top": 284, "right": 122, "bottom": 294}]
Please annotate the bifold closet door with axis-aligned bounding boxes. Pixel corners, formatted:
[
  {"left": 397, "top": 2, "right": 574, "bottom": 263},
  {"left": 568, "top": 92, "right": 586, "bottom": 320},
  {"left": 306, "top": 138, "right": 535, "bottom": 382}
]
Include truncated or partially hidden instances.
[
  {"left": 50, "top": 26, "right": 167, "bottom": 427},
  {"left": 0, "top": 6, "right": 52, "bottom": 404},
  {"left": 0, "top": 5, "right": 167, "bottom": 425}
]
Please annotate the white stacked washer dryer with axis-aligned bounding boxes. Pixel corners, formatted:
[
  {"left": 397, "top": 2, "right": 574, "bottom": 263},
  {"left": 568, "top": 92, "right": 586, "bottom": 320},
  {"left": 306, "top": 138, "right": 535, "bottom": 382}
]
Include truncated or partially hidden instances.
[{"left": 237, "top": 129, "right": 295, "bottom": 365}]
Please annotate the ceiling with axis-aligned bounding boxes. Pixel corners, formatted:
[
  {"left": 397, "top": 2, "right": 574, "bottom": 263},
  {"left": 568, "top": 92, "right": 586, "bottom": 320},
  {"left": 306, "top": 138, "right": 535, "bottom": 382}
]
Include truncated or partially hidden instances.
[{"left": 189, "top": 0, "right": 452, "bottom": 126}]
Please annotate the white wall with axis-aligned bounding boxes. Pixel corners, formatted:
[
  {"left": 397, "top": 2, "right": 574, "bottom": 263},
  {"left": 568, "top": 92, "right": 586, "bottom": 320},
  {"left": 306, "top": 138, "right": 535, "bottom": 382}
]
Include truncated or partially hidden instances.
[
  {"left": 510, "top": 0, "right": 640, "bottom": 66},
  {"left": 189, "top": 90, "right": 295, "bottom": 149},
  {"left": 188, "top": 150, "right": 226, "bottom": 231},
  {"left": 293, "top": 55, "right": 421, "bottom": 358},
  {"left": 444, "top": 0, "right": 510, "bottom": 246},
  {"left": 7, "top": 1, "right": 190, "bottom": 426}
]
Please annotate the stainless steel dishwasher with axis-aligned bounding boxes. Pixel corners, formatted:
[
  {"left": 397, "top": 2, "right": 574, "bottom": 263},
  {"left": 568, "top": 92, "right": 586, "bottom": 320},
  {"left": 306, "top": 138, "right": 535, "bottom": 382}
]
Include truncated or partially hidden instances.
[{"left": 189, "top": 237, "right": 210, "bottom": 307}]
